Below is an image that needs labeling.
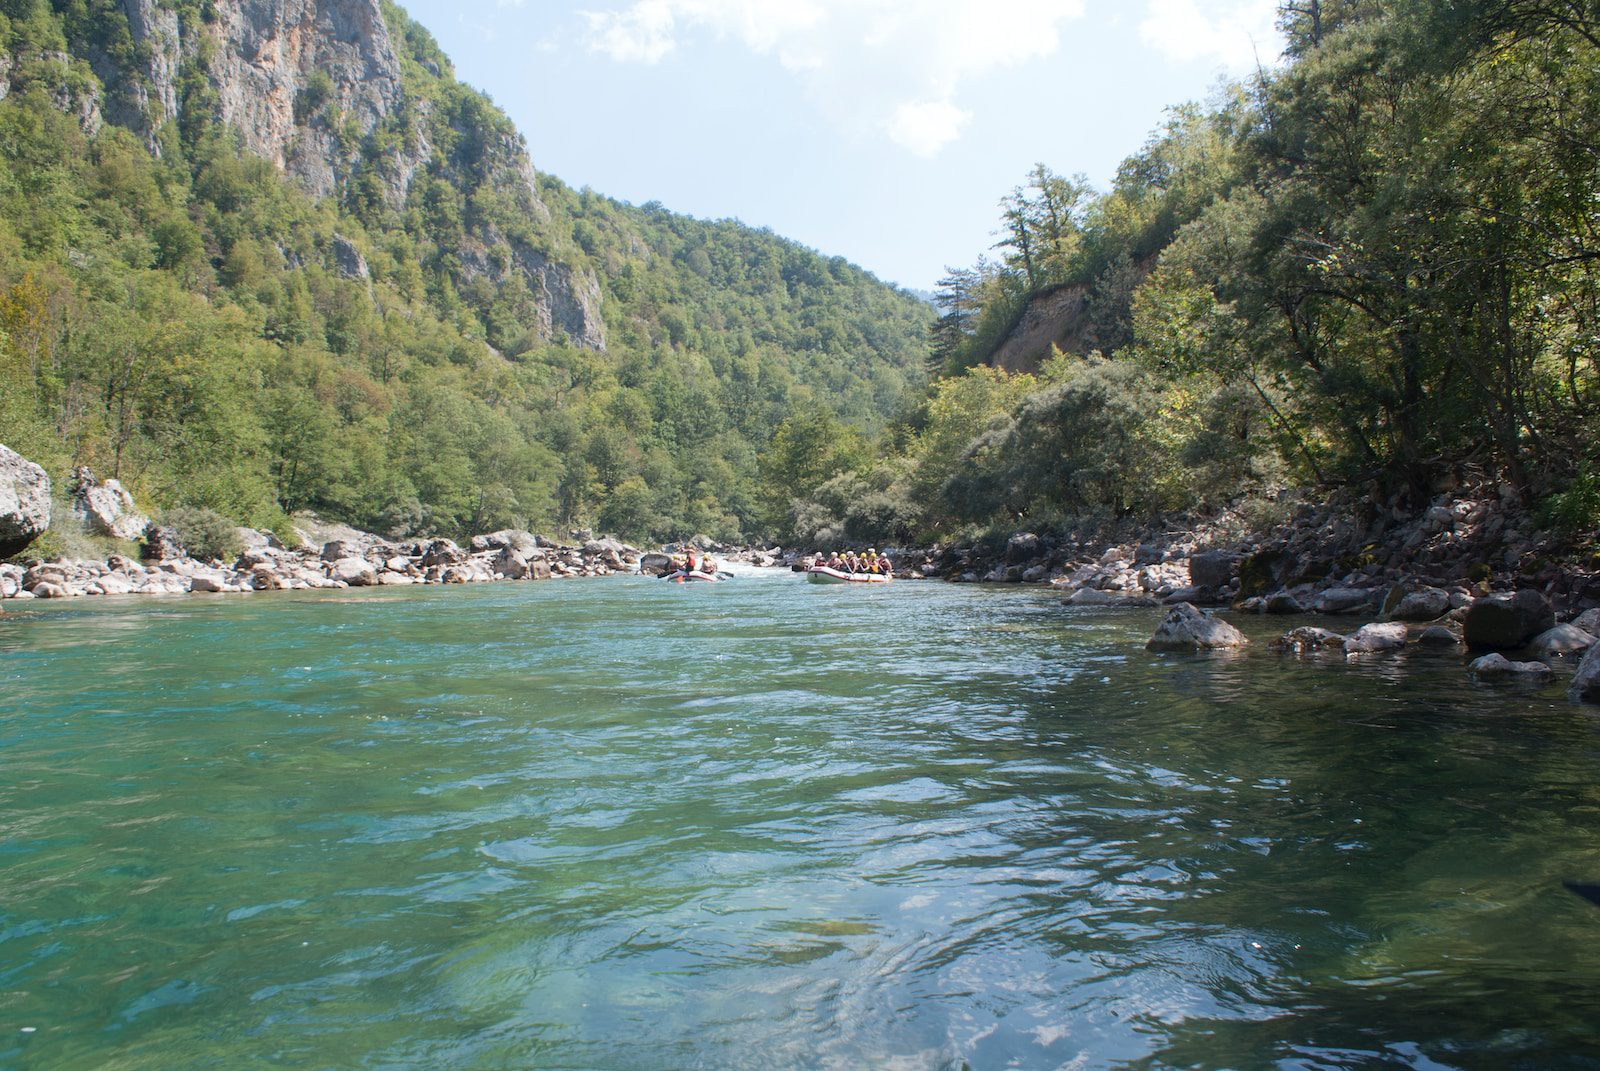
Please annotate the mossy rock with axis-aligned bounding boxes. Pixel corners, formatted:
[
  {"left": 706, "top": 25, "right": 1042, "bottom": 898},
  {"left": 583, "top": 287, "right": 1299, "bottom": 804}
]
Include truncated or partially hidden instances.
[{"left": 1238, "top": 549, "right": 1287, "bottom": 599}]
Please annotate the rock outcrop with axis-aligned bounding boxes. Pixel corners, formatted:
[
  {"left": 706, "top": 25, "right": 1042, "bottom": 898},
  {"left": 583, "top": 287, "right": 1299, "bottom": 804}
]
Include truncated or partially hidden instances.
[
  {"left": 70, "top": 467, "right": 150, "bottom": 542},
  {"left": 0, "top": 445, "right": 51, "bottom": 558},
  {"left": 86, "top": 0, "right": 606, "bottom": 351}
]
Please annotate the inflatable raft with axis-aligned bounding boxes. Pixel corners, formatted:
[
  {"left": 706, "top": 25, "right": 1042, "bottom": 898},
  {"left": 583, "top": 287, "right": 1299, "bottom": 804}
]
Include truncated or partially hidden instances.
[
  {"left": 805, "top": 566, "right": 892, "bottom": 585},
  {"left": 663, "top": 570, "right": 724, "bottom": 583}
]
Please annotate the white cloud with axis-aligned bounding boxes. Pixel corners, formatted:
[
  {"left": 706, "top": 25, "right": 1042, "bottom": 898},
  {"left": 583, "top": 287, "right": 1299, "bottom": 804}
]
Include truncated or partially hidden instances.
[
  {"left": 885, "top": 99, "right": 972, "bottom": 157},
  {"left": 578, "top": 0, "right": 1087, "bottom": 156},
  {"left": 582, "top": 0, "right": 678, "bottom": 63},
  {"left": 1138, "top": 0, "right": 1282, "bottom": 70}
]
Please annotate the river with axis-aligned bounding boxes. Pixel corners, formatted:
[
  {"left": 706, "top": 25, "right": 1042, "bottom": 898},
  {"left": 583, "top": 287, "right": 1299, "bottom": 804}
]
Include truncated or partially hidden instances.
[{"left": 3, "top": 574, "right": 1599, "bottom": 1069}]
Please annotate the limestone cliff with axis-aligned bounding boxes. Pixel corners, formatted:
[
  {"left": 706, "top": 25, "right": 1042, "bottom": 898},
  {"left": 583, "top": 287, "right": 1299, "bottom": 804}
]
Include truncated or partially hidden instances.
[{"left": 83, "top": 0, "right": 605, "bottom": 351}]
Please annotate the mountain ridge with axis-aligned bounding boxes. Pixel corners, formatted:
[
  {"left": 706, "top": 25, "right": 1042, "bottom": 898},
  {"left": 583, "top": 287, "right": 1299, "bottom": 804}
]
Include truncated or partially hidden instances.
[{"left": 0, "top": 0, "right": 932, "bottom": 543}]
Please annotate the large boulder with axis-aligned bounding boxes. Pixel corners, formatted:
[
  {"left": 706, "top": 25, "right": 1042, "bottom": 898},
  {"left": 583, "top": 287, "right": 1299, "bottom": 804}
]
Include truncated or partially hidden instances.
[
  {"left": 640, "top": 552, "right": 672, "bottom": 576},
  {"left": 1570, "top": 608, "right": 1600, "bottom": 636},
  {"left": 71, "top": 467, "right": 150, "bottom": 541},
  {"left": 1343, "top": 622, "right": 1409, "bottom": 653},
  {"left": 1146, "top": 602, "right": 1249, "bottom": 651},
  {"left": 471, "top": 529, "right": 538, "bottom": 555},
  {"left": 1188, "top": 550, "right": 1238, "bottom": 590},
  {"left": 1264, "top": 590, "right": 1305, "bottom": 614},
  {"left": 1005, "top": 532, "right": 1042, "bottom": 564},
  {"left": 1383, "top": 584, "right": 1451, "bottom": 622},
  {"left": 1469, "top": 653, "right": 1553, "bottom": 682},
  {"left": 420, "top": 538, "right": 466, "bottom": 567},
  {"left": 0, "top": 444, "right": 51, "bottom": 558},
  {"left": 492, "top": 547, "right": 530, "bottom": 579},
  {"left": 1526, "top": 624, "right": 1596, "bottom": 660},
  {"left": 321, "top": 539, "right": 356, "bottom": 562},
  {"left": 1463, "top": 591, "right": 1555, "bottom": 649},
  {"left": 1416, "top": 625, "right": 1462, "bottom": 648},
  {"left": 1317, "top": 587, "right": 1378, "bottom": 615},
  {"left": 330, "top": 557, "right": 376, "bottom": 586},
  {"left": 1571, "top": 643, "right": 1600, "bottom": 704}
]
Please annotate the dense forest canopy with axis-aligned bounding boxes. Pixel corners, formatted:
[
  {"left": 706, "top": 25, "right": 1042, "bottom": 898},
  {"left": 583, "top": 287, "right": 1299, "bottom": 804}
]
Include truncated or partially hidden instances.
[
  {"left": 780, "top": 0, "right": 1600, "bottom": 549},
  {"left": 3, "top": 0, "right": 1597, "bottom": 554},
  {"left": 0, "top": 0, "right": 931, "bottom": 547}
]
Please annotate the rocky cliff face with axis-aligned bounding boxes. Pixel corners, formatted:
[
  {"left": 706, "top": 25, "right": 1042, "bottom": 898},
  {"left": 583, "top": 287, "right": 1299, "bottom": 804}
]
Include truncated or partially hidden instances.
[
  {"left": 209, "top": 0, "right": 404, "bottom": 201},
  {"left": 85, "top": 0, "right": 605, "bottom": 350}
]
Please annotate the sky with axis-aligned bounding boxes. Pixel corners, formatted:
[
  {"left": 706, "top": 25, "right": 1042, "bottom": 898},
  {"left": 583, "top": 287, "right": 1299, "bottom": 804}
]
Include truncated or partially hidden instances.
[{"left": 396, "top": 0, "right": 1285, "bottom": 292}]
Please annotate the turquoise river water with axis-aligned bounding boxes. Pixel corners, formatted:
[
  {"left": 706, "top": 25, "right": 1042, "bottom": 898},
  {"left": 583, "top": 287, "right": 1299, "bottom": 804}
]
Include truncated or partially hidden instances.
[{"left": 3, "top": 572, "right": 1600, "bottom": 1070}]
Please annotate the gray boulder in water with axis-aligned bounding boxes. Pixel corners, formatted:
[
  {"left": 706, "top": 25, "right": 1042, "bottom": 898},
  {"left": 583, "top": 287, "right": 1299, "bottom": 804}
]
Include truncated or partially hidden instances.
[
  {"left": 1468, "top": 653, "right": 1553, "bottom": 681},
  {"left": 1343, "top": 622, "right": 1409, "bottom": 653},
  {"left": 1526, "top": 624, "right": 1596, "bottom": 660},
  {"left": 1416, "top": 625, "right": 1463, "bottom": 647},
  {"left": 1570, "top": 644, "right": 1600, "bottom": 704},
  {"left": 1463, "top": 591, "right": 1555, "bottom": 649},
  {"left": 1147, "top": 603, "right": 1249, "bottom": 651},
  {"left": 0, "top": 444, "right": 51, "bottom": 558},
  {"left": 1273, "top": 626, "right": 1347, "bottom": 653}
]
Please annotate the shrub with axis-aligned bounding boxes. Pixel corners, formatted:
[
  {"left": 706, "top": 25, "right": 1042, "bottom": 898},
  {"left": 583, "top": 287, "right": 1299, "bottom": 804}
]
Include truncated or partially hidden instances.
[
  {"left": 1537, "top": 467, "right": 1600, "bottom": 535},
  {"left": 161, "top": 506, "right": 244, "bottom": 562}
]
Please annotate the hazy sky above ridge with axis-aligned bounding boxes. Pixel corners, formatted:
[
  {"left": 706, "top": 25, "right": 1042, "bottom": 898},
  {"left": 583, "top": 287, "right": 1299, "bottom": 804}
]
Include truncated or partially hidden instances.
[{"left": 397, "top": 0, "right": 1284, "bottom": 292}]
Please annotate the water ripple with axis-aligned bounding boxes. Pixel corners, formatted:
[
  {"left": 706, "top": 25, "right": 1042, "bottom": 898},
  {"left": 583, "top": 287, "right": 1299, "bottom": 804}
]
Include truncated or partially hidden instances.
[{"left": 3, "top": 581, "right": 1600, "bottom": 1068}]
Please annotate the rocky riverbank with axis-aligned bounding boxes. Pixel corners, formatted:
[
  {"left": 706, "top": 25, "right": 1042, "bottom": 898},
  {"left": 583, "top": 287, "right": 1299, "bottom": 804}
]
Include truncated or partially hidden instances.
[
  {"left": 0, "top": 524, "right": 653, "bottom": 602},
  {"left": 818, "top": 477, "right": 1600, "bottom": 705}
]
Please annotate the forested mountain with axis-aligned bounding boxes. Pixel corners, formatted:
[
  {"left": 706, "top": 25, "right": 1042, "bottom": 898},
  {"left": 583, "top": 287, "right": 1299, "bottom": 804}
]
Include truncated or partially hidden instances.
[
  {"left": 780, "top": 0, "right": 1600, "bottom": 549},
  {"left": 0, "top": 0, "right": 931, "bottom": 545}
]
